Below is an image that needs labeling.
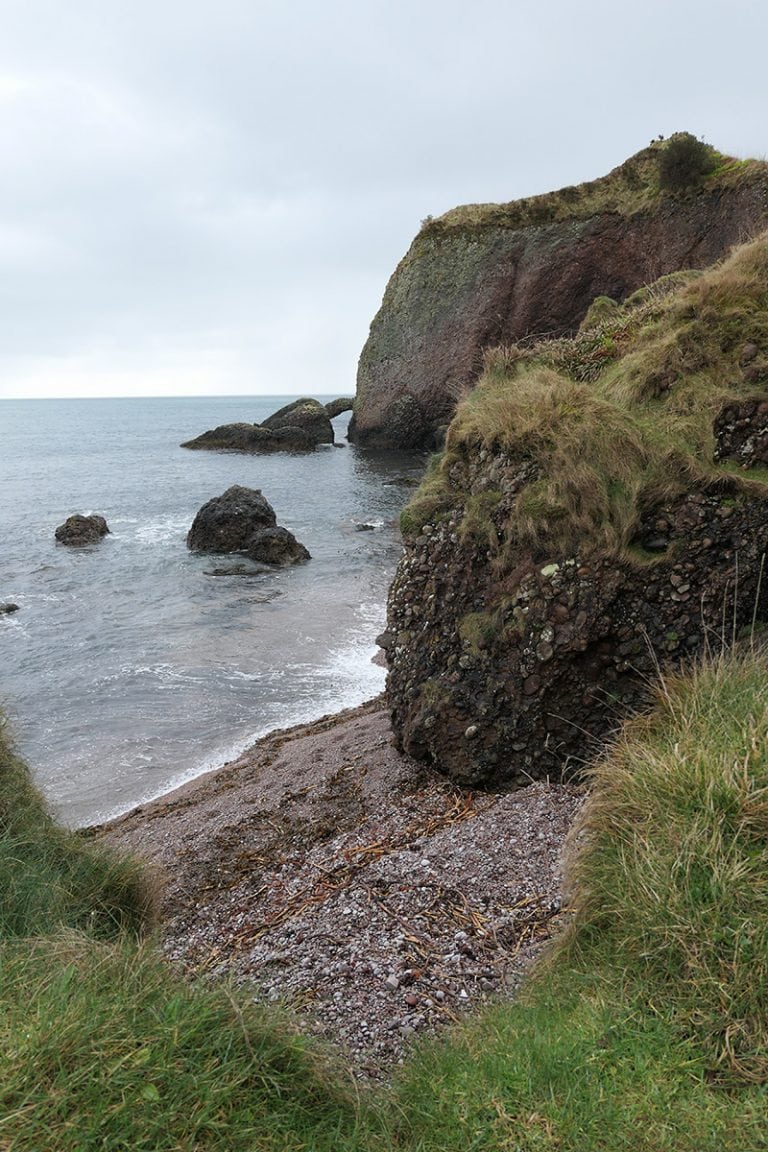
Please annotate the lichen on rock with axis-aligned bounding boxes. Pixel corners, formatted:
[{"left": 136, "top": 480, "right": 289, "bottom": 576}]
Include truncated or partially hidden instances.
[{"left": 386, "top": 233, "right": 768, "bottom": 788}]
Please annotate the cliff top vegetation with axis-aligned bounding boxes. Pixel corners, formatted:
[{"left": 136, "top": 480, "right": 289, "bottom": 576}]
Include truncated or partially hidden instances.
[
  {"left": 403, "top": 229, "right": 768, "bottom": 562},
  {"left": 416, "top": 133, "right": 766, "bottom": 246}
]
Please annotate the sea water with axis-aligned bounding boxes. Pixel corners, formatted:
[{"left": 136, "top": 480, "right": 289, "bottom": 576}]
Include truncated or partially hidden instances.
[{"left": 0, "top": 397, "right": 424, "bottom": 827}]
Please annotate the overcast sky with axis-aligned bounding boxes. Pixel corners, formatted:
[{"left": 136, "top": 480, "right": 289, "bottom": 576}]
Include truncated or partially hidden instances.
[{"left": 0, "top": 0, "right": 766, "bottom": 400}]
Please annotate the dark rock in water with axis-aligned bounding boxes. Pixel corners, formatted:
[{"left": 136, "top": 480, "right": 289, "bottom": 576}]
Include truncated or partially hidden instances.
[
  {"left": 181, "top": 422, "right": 315, "bottom": 453},
  {"left": 55, "top": 514, "right": 110, "bottom": 546},
  {"left": 262, "top": 398, "right": 334, "bottom": 445},
  {"left": 348, "top": 393, "right": 428, "bottom": 449},
  {"left": 0, "top": 602, "right": 19, "bottom": 615},
  {"left": 270, "top": 425, "right": 318, "bottom": 451},
  {"left": 246, "top": 526, "right": 311, "bottom": 566},
  {"left": 204, "top": 563, "right": 265, "bottom": 577},
  {"left": 187, "top": 486, "right": 309, "bottom": 566},
  {"left": 181, "top": 398, "right": 334, "bottom": 453},
  {"left": 325, "top": 396, "right": 355, "bottom": 419},
  {"left": 187, "top": 486, "right": 276, "bottom": 553}
]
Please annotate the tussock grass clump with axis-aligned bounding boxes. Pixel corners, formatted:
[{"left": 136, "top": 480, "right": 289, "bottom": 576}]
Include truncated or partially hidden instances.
[
  {"left": 448, "top": 368, "right": 650, "bottom": 555},
  {"left": 0, "top": 718, "right": 155, "bottom": 938},
  {"left": 0, "top": 719, "right": 372, "bottom": 1150},
  {"left": 562, "top": 649, "right": 768, "bottom": 1083},
  {"left": 404, "top": 231, "right": 768, "bottom": 557}
]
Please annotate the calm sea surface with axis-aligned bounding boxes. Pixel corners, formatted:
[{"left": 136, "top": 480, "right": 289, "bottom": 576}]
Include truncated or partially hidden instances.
[{"left": 0, "top": 397, "right": 424, "bottom": 827}]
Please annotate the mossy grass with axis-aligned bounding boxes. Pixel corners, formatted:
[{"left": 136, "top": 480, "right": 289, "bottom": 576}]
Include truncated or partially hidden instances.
[
  {"left": 415, "top": 135, "right": 765, "bottom": 248},
  {"left": 0, "top": 719, "right": 375, "bottom": 1151},
  {"left": 399, "top": 451, "right": 453, "bottom": 536},
  {"left": 401, "top": 230, "right": 768, "bottom": 559},
  {"left": 0, "top": 933, "right": 369, "bottom": 1152}
]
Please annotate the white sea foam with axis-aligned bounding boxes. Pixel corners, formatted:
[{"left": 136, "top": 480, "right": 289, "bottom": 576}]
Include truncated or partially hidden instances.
[
  {"left": 134, "top": 517, "right": 190, "bottom": 544},
  {"left": 94, "top": 626, "right": 387, "bottom": 824}
]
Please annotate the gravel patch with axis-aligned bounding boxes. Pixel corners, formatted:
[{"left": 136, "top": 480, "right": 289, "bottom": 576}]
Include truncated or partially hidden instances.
[{"left": 100, "top": 697, "right": 583, "bottom": 1077}]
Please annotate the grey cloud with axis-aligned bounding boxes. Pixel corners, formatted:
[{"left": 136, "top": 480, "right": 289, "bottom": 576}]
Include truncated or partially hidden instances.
[{"left": 0, "top": 0, "right": 766, "bottom": 397}]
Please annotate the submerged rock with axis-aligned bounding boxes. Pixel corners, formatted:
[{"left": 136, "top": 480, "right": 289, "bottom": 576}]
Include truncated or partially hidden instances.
[
  {"left": 187, "top": 486, "right": 310, "bottom": 566},
  {"left": 355, "top": 139, "right": 768, "bottom": 448},
  {"left": 55, "top": 514, "right": 110, "bottom": 546},
  {"left": 386, "top": 234, "right": 768, "bottom": 788}
]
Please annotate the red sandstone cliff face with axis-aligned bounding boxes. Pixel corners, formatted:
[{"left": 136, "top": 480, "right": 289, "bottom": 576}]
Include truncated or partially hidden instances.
[{"left": 353, "top": 147, "right": 768, "bottom": 449}]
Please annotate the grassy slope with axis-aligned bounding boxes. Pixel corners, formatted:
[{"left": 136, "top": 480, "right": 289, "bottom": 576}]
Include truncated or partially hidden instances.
[
  {"left": 4, "top": 653, "right": 768, "bottom": 1149},
  {"left": 0, "top": 722, "right": 369, "bottom": 1152},
  {"left": 402, "top": 230, "right": 768, "bottom": 560}
]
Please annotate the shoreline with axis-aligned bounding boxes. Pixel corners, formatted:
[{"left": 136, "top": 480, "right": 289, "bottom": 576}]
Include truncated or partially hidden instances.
[
  {"left": 88, "top": 684, "right": 387, "bottom": 831},
  {"left": 100, "top": 695, "right": 583, "bottom": 1077}
]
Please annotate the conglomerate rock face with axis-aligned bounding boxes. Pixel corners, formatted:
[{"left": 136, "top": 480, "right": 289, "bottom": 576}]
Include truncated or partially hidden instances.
[
  {"left": 354, "top": 146, "right": 768, "bottom": 449},
  {"left": 383, "top": 233, "right": 768, "bottom": 787},
  {"left": 385, "top": 455, "right": 768, "bottom": 789}
]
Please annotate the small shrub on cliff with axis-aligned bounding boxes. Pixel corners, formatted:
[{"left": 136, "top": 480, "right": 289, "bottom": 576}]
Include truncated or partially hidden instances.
[{"left": 658, "top": 132, "right": 718, "bottom": 190}]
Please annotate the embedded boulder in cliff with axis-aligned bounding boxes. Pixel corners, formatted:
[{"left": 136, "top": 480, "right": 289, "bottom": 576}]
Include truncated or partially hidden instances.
[
  {"left": 385, "top": 234, "right": 768, "bottom": 788},
  {"left": 187, "top": 485, "right": 310, "bottom": 565},
  {"left": 355, "top": 138, "right": 768, "bottom": 449}
]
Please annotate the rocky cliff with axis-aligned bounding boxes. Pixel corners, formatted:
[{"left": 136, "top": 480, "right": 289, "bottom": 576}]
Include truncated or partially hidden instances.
[
  {"left": 354, "top": 141, "right": 768, "bottom": 449},
  {"left": 384, "top": 231, "right": 768, "bottom": 788}
]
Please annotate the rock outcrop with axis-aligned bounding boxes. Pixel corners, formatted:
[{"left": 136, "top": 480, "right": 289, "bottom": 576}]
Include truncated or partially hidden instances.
[
  {"left": 385, "top": 233, "right": 768, "bottom": 788},
  {"left": 187, "top": 486, "right": 310, "bottom": 566},
  {"left": 262, "top": 398, "right": 334, "bottom": 444},
  {"left": 182, "top": 399, "right": 334, "bottom": 454},
  {"left": 181, "top": 423, "right": 316, "bottom": 453},
  {"left": 355, "top": 140, "right": 768, "bottom": 448},
  {"left": 324, "top": 397, "right": 355, "bottom": 419},
  {"left": 55, "top": 514, "right": 110, "bottom": 546},
  {"left": 0, "top": 602, "right": 19, "bottom": 615}
]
